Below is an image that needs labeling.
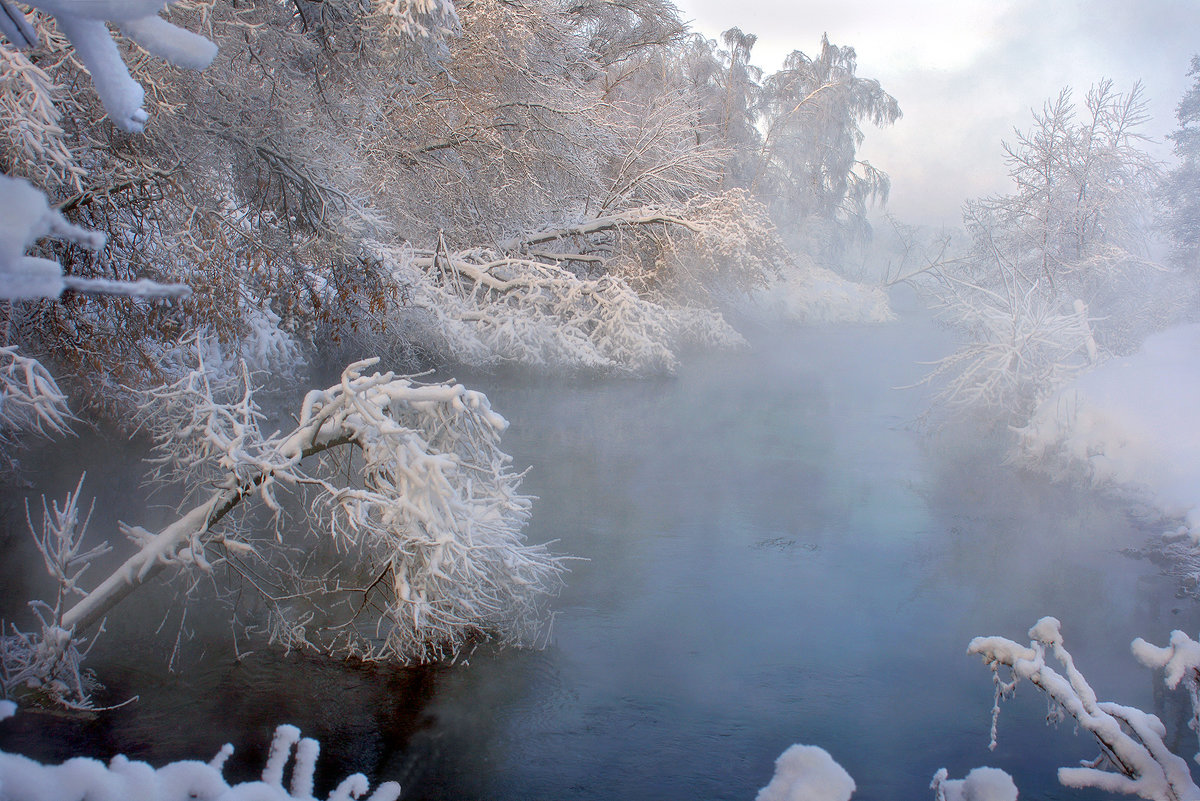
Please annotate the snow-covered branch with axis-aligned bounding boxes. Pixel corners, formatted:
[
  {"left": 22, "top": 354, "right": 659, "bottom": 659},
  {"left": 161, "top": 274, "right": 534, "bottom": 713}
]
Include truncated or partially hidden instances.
[
  {"left": 1133, "top": 630, "right": 1200, "bottom": 766},
  {"left": 374, "top": 240, "right": 743, "bottom": 375},
  {"left": 968, "top": 617, "right": 1200, "bottom": 801},
  {"left": 51, "top": 353, "right": 563, "bottom": 667},
  {"left": 5, "top": 0, "right": 216, "bottom": 133},
  {"left": 494, "top": 207, "right": 702, "bottom": 252},
  {"left": 0, "top": 706, "right": 401, "bottom": 801},
  {"left": 0, "top": 173, "right": 191, "bottom": 301}
]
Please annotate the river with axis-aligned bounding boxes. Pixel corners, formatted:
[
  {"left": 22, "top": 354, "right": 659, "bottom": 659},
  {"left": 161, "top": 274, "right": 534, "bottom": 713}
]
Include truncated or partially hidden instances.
[{"left": 2, "top": 294, "right": 1197, "bottom": 800}]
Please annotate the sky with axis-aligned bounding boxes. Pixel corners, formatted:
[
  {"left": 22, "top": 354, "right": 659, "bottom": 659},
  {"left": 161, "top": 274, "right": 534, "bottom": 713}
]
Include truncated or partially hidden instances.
[{"left": 671, "top": 0, "right": 1200, "bottom": 227}]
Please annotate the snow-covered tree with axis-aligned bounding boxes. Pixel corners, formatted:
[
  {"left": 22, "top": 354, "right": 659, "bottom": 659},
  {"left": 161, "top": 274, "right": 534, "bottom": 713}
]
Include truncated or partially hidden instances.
[
  {"left": 755, "top": 35, "right": 901, "bottom": 261},
  {"left": 920, "top": 81, "right": 1167, "bottom": 423},
  {"left": 1163, "top": 56, "right": 1200, "bottom": 271}
]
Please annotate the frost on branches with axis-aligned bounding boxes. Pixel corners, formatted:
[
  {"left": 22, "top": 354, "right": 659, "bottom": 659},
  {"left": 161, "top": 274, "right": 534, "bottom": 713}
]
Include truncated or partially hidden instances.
[
  {"left": 968, "top": 617, "right": 1200, "bottom": 801},
  {"left": 372, "top": 239, "right": 744, "bottom": 375},
  {"left": 1, "top": 351, "right": 564, "bottom": 704},
  {"left": 0, "top": 345, "right": 72, "bottom": 471},
  {"left": 0, "top": 706, "right": 401, "bottom": 801}
]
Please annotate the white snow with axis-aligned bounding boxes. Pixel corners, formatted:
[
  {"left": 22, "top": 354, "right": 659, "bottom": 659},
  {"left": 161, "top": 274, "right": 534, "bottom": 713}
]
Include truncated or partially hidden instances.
[
  {"left": 737, "top": 265, "right": 894, "bottom": 324},
  {"left": 756, "top": 744, "right": 856, "bottom": 801},
  {"left": 1017, "top": 323, "right": 1200, "bottom": 535},
  {"left": 20, "top": 0, "right": 216, "bottom": 132},
  {"left": 932, "top": 767, "right": 1019, "bottom": 801},
  {"left": 0, "top": 712, "right": 401, "bottom": 801}
]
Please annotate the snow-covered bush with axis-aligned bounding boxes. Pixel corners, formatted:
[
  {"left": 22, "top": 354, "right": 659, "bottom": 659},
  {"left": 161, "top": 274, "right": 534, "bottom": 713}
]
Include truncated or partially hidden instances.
[
  {"left": 2, "top": 352, "right": 564, "bottom": 705},
  {"left": 0, "top": 704, "right": 401, "bottom": 801}
]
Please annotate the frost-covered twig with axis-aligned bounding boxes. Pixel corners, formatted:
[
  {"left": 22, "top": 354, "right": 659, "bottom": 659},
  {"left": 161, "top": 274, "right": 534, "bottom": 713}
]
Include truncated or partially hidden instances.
[
  {"left": 0, "top": 706, "right": 401, "bottom": 801},
  {"left": 0, "top": 345, "right": 72, "bottom": 468},
  {"left": 0, "top": 476, "right": 110, "bottom": 707},
  {"left": 968, "top": 617, "right": 1200, "bottom": 801}
]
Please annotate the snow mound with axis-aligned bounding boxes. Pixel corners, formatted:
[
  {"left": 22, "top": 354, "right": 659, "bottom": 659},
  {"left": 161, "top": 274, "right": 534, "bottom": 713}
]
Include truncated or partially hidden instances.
[
  {"left": 933, "top": 767, "right": 1019, "bottom": 801},
  {"left": 1017, "top": 323, "right": 1200, "bottom": 532},
  {"left": 738, "top": 266, "right": 893, "bottom": 324},
  {"left": 756, "top": 744, "right": 856, "bottom": 801}
]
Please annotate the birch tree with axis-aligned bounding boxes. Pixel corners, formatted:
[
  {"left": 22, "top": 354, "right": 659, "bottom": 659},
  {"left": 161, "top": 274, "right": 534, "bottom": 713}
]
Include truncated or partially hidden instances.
[{"left": 755, "top": 35, "right": 900, "bottom": 262}]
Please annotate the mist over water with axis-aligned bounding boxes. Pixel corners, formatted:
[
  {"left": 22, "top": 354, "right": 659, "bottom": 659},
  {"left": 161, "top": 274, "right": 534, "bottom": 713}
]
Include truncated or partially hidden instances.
[{"left": 3, "top": 296, "right": 1197, "bottom": 800}]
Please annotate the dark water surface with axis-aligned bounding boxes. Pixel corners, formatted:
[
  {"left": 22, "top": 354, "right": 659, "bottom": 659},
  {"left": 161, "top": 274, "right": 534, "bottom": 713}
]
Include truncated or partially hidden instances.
[{"left": 3, "top": 302, "right": 1198, "bottom": 800}]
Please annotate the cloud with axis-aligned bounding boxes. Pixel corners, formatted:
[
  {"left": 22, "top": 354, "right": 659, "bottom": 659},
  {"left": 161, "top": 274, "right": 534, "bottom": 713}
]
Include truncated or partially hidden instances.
[{"left": 673, "top": 0, "right": 1200, "bottom": 225}]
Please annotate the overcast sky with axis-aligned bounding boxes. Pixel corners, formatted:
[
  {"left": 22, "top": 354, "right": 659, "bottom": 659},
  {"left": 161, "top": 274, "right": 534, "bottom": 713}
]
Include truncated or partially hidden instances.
[{"left": 672, "top": 0, "right": 1200, "bottom": 227}]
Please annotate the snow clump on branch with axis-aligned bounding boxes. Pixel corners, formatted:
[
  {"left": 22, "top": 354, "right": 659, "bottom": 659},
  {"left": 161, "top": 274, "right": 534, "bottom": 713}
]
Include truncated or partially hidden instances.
[
  {"left": 0, "top": 173, "right": 191, "bottom": 300},
  {"left": 968, "top": 616, "right": 1200, "bottom": 801},
  {"left": 756, "top": 744, "right": 856, "bottom": 801},
  {"left": 0, "top": 0, "right": 216, "bottom": 132}
]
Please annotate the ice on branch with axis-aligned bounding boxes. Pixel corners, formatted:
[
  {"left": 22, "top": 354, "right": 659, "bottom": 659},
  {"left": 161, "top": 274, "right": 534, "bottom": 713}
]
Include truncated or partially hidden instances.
[
  {"left": 968, "top": 617, "right": 1200, "bottom": 801},
  {"left": 0, "top": 173, "right": 190, "bottom": 300},
  {"left": 8, "top": 0, "right": 216, "bottom": 132},
  {"left": 756, "top": 744, "right": 856, "bottom": 801},
  {"left": 0, "top": 709, "right": 401, "bottom": 801},
  {"left": 930, "top": 767, "right": 1018, "bottom": 801}
]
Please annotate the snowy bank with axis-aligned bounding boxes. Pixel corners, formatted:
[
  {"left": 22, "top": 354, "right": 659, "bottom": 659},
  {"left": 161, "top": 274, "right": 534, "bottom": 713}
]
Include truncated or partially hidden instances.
[
  {"left": 735, "top": 265, "right": 893, "bottom": 324},
  {"left": 1017, "top": 323, "right": 1200, "bottom": 532},
  {"left": 0, "top": 704, "right": 400, "bottom": 801}
]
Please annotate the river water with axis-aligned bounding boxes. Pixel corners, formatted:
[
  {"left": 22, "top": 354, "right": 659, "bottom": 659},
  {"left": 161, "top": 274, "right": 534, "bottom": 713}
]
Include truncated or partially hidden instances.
[{"left": 3, "top": 296, "right": 1198, "bottom": 800}]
